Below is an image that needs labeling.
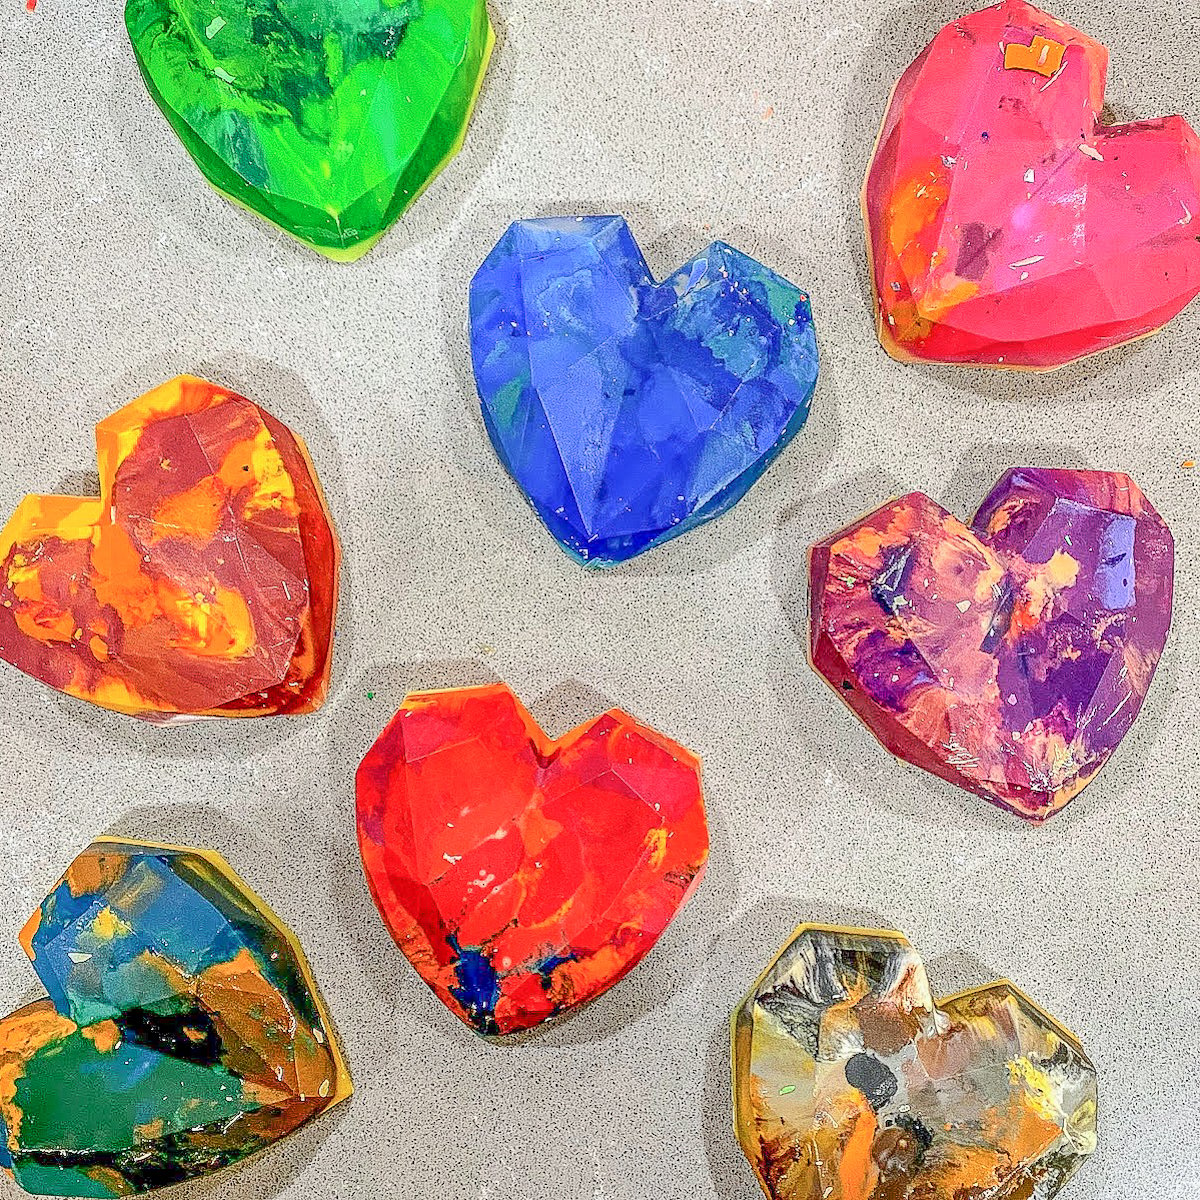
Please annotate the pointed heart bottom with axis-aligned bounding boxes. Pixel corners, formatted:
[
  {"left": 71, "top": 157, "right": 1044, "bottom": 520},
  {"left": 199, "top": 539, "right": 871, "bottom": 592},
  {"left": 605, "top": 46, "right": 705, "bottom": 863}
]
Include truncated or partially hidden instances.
[
  {"left": 0, "top": 839, "right": 351, "bottom": 1198},
  {"left": 864, "top": 0, "right": 1200, "bottom": 368},
  {"left": 733, "top": 925, "right": 1098, "bottom": 1200},
  {"left": 470, "top": 216, "right": 819, "bottom": 566},
  {"left": 0, "top": 376, "right": 339, "bottom": 721},
  {"left": 125, "top": 0, "right": 494, "bottom": 260},
  {"left": 809, "top": 468, "right": 1174, "bottom": 820},
  {"left": 355, "top": 682, "right": 709, "bottom": 1035}
]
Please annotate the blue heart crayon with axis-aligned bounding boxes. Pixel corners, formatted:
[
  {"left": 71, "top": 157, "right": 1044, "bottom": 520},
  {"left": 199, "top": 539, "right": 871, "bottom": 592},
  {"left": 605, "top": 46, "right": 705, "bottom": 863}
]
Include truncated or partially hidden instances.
[{"left": 469, "top": 216, "right": 819, "bottom": 566}]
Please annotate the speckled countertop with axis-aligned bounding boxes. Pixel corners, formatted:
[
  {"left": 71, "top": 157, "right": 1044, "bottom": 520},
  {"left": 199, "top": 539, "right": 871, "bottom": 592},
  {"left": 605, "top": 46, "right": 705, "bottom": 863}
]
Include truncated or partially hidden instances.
[{"left": 0, "top": 0, "right": 1197, "bottom": 1198}]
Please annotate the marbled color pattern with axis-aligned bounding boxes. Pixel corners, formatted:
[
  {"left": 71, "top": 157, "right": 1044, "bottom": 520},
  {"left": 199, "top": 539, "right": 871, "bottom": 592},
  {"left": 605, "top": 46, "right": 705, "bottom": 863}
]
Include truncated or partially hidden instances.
[
  {"left": 126, "top": 0, "right": 494, "bottom": 259},
  {"left": 470, "top": 216, "right": 819, "bottom": 565},
  {"left": 0, "top": 376, "right": 339, "bottom": 721},
  {"left": 864, "top": 0, "right": 1200, "bottom": 368},
  {"left": 0, "top": 839, "right": 351, "bottom": 1198},
  {"left": 809, "top": 468, "right": 1173, "bottom": 820},
  {"left": 733, "top": 925, "right": 1097, "bottom": 1200},
  {"left": 356, "top": 683, "right": 709, "bottom": 1035}
]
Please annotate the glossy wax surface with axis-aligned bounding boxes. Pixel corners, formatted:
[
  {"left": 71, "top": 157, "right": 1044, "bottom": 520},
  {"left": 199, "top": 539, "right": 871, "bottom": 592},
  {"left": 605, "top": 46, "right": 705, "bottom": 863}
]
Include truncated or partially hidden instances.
[
  {"left": 733, "top": 926, "right": 1098, "bottom": 1200},
  {"left": 864, "top": 0, "right": 1200, "bottom": 367},
  {"left": 356, "top": 683, "right": 710, "bottom": 1035},
  {"left": 0, "top": 376, "right": 339, "bottom": 720},
  {"left": 470, "top": 216, "right": 819, "bottom": 565},
  {"left": 810, "top": 468, "right": 1174, "bottom": 820},
  {"left": 5, "top": 0, "right": 1200, "bottom": 1195},
  {"left": 126, "top": 0, "right": 494, "bottom": 259},
  {"left": 0, "top": 840, "right": 351, "bottom": 1198}
]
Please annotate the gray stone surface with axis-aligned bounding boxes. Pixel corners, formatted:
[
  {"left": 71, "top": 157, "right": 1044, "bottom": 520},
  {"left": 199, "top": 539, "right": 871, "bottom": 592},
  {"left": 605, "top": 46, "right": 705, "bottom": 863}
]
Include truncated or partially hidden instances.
[{"left": 0, "top": 0, "right": 1197, "bottom": 1197}]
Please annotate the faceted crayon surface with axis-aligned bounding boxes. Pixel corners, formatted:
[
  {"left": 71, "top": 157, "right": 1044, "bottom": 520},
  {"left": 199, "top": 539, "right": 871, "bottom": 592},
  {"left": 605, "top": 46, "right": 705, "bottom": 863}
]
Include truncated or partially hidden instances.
[
  {"left": 863, "top": 0, "right": 1200, "bottom": 368},
  {"left": 0, "top": 376, "right": 339, "bottom": 721},
  {"left": 355, "top": 683, "right": 709, "bottom": 1035},
  {"left": 733, "top": 925, "right": 1097, "bottom": 1200},
  {"left": 470, "top": 216, "right": 819, "bottom": 566},
  {"left": 0, "top": 839, "right": 351, "bottom": 1197},
  {"left": 810, "top": 469, "right": 1174, "bottom": 820},
  {"left": 126, "top": 0, "right": 494, "bottom": 260}
]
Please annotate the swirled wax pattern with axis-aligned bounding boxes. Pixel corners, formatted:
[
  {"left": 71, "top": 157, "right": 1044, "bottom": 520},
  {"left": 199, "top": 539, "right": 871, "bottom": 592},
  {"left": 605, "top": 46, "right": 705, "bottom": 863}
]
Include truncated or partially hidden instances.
[
  {"left": 125, "top": 0, "right": 494, "bottom": 260},
  {"left": 0, "top": 376, "right": 339, "bottom": 721},
  {"left": 470, "top": 216, "right": 818, "bottom": 566},
  {"left": 809, "top": 468, "right": 1173, "bottom": 820},
  {"left": 0, "top": 839, "right": 351, "bottom": 1198},
  {"left": 733, "top": 925, "right": 1097, "bottom": 1200},
  {"left": 356, "top": 683, "right": 709, "bottom": 1035},
  {"left": 864, "top": 0, "right": 1200, "bottom": 368}
]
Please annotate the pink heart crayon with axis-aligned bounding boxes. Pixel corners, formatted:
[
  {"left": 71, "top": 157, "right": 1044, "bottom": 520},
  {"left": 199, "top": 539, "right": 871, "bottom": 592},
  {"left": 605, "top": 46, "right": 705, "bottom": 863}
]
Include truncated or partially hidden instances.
[{"left": 864, "top": 0, "right": 1200, "bottom": 369}]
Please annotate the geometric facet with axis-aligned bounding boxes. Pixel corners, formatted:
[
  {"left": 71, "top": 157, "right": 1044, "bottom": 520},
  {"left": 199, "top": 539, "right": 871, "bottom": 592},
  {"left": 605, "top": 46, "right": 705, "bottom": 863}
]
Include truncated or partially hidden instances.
[
  {"left": 0, "top": 376, "right": 339, "bottom": 721},
  {"left": 0, "top": 839, "right": 351, "bottom": 1198},
  {"left": 733, "top": 925, "right": 1098, "bottom": 1200},
  {"left": 863, "top": 0, "right": 1200, "bottom": 369},
  {"left": 809, "top": 469, "right": 1174, "bottom": 820},
  {"left": 355, "top": 683, "right": 710, "bottom": 1034},
  {"left": 125, "top": 0, "right": 494, "bottom": 261},
  {"left": 470, "top": 216, "right": 819, "bottom": 566}
]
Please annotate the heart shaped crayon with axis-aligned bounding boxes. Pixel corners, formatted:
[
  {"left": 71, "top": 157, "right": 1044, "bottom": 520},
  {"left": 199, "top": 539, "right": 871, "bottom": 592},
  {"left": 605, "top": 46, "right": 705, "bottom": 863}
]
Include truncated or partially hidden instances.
[
  {"left": 733, "top": 925, "right": 1097, "bottom": 1200},
  {"left": 469, "top": 216, "right": 819, "bottom": 566},
  {"left": 809, "top": 468, "right": 1174, "bottom": 820},
  {"left": 0, "top": 376, "right": 338, "bottom": 721},
  {"left": 355, "top": 683, "right": 709, "bottom": 1035},
  {"left": 0, "top": 839, "right": 351, "bottom": 1198},
  {"left": 125, "top": 0, "right": 493, "bottom": 260},
  {"left": 864, "top": 0, "right": 1200, "bottom": 368}
]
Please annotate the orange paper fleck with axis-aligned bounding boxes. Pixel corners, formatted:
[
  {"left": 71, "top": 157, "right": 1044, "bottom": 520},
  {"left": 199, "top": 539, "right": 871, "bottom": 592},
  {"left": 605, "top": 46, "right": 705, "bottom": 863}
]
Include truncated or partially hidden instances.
[{"left": 1004, "top": 35, "right": 1067, "bottom": 77}]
